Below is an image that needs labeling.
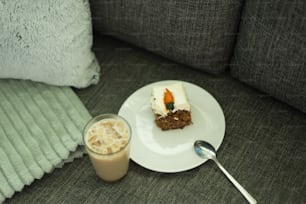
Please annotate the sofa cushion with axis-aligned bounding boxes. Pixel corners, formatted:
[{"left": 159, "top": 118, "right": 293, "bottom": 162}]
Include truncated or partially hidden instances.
[
  {"left": 0, "top": 1, "right": 100, "bottom": 88},
  {"left": 90, "top": 0, "right": 243, "bottom": 75},
  {"left": 231, "top": 0, "right": 306, "bottom": 113}
]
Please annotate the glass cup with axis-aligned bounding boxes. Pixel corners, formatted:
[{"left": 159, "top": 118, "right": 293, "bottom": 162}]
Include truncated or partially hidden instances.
[{"left": 83, "top": 114, "right": 131, "bottom": 182}]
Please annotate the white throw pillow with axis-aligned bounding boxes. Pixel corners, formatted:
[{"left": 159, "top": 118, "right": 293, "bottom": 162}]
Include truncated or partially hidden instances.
[{"left": 0, "top": 0, "right": 100, "bottom": 88}]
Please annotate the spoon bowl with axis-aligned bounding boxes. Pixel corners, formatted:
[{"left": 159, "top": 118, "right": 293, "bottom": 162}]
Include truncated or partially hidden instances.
[
  {"left": 194, "top": 140, "right": 217, "bottom": 160},
  {"left": 194, "top": 140, "right": 257, "bottom": 204}
]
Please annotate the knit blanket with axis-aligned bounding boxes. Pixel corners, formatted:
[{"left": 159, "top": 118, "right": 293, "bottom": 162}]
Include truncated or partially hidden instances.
[{"left": 0, "top": 79, "right": 91, "bottom": 202}]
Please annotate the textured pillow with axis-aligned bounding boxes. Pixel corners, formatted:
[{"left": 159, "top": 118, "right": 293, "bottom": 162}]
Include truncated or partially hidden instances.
[
  {"left": 231, "top": 1, "right": 306, "bottom": 113},
  {"left": 90, "top": 0, "right": 243, "bottom": 75},
  {"left": 0, "top": 0, "right": 100, "bottom": 88}
]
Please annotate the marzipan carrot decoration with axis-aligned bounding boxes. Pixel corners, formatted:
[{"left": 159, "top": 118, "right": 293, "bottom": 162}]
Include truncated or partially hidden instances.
[{"left": 164, "top": 88, "right": 175, "bottom": 111}]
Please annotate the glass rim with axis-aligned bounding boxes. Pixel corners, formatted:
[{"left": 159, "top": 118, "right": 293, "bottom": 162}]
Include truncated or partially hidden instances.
[{"left": 83, "top": 113, "right": 132, "bottom": 156}]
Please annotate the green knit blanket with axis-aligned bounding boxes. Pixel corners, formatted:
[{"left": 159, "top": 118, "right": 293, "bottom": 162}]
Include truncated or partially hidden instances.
[{"left": 0, "top": 79, "right": 91, "bottom": 202}]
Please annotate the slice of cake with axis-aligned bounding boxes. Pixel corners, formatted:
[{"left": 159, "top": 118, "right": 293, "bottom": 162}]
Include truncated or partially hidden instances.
[{"left": 151, "top": 82, "right": 192, "bottom": 130}]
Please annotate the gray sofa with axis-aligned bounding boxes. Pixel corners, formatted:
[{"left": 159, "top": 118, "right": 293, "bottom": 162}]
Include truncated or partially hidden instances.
[{"left": 5, "top": 0, "right": 306, "bottom": 203}]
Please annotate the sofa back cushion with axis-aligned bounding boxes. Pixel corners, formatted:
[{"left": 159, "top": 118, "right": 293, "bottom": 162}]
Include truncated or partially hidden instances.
[
  {"left": 231, "top": 1, "right": 306, "bottom": 112},
  {"left": 0, "top": 1, "right": 100, "bottom": 88},
  {"left": 90, "top": 0, "right": 243, "bottom": 75}
]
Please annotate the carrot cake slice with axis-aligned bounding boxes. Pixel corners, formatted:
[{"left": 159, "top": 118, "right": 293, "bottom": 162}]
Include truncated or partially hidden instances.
[{"left": 151, "top": 82, "right": 192, "bottom": 130}]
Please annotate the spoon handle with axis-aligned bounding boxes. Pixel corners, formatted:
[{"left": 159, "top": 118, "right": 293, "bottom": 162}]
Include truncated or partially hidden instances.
[{"left": 213, "top": 158, "right": 257, "bottom": 204}]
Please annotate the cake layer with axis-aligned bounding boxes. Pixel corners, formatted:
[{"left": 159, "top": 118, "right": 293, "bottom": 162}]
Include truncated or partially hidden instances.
[{"left": 154, "top": 110, "right": 192, "bottom": 130}]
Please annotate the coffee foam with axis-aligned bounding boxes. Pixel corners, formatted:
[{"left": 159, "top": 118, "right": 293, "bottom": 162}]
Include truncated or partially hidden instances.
[{"left": 86, "top": 119, "right": 130, "bottom": 154}]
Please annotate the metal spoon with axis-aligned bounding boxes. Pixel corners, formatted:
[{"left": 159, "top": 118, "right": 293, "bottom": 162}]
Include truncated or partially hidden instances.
[{"left": 194, "top": 140, "right": 257, "bottom": 204}]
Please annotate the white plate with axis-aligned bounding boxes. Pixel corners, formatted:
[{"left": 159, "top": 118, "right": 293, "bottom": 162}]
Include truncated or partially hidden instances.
[{"left": 118, "top": 80, "right": 225, "bottom": 173}]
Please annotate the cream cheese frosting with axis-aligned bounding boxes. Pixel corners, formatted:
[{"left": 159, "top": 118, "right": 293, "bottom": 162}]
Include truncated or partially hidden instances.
[{"left": 151, "top": 82, "right": 191, "bottom": 117}]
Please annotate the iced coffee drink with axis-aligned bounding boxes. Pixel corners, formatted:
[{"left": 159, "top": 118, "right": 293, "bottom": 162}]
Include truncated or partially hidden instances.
[{"left": 83, "top": 114, "right": 131, "bottom": 182}]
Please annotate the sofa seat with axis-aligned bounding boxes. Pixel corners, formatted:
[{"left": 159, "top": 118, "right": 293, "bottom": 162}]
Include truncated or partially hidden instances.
[{"left": 6, "top": 34, "right": 306, "bottom": 204}]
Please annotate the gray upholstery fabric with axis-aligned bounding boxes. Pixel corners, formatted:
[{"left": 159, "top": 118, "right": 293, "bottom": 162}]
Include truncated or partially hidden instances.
[
  {"left": 6, "top": 35, "right": 306, "bottom": 204},
  {"left": 90, "top": 0, "right": 243, "bottom": 75},
  {"left": 231, "top": 0, "right": 306, "bottom": 113}
]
